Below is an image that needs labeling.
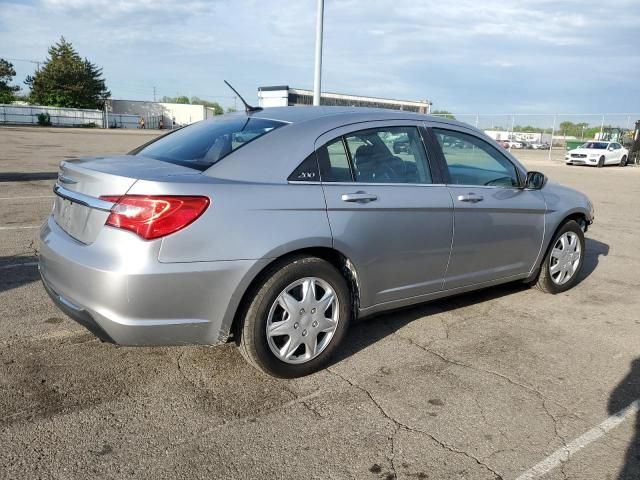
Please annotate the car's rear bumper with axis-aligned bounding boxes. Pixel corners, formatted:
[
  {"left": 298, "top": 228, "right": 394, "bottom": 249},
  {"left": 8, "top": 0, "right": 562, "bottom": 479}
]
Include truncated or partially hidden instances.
[{"left": 39, "top": 216, "right": 266, "bottom": 346}]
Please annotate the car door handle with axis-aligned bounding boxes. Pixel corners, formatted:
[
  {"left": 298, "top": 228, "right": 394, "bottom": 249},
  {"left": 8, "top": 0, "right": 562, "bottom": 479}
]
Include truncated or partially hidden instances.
[
  {"left": 341, "top": 192, "right": 378, "bottom": 203},
  {"left": 457, "top": 193, "right": 484, "bottom": 203}
]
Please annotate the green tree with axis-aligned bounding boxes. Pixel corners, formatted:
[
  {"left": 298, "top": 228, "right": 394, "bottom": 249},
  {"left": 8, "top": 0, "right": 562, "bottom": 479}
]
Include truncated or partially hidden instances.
[
  {"left": 25, "top": 37, "right": 110, "bottom": 108},
  {"left": 226, "top": 106, "right": 237, "bottom": 113},
  {"left": 558, "top": 121, "right": 600, "bottom": 139},
  {"left": 0, "top": 59, "right": 20, "bottom": 104},
  {"left": 431, "top": 110, "right": 456, "bottom": 119},
  {"left": 160, "top": 95, "right": 191, "bottom": 105},
  {"left": 513, "top": 125, "right": 545, "bottom": 133},
  {"left": 190, "top": 96, "right": 223, "bottom": 115}
]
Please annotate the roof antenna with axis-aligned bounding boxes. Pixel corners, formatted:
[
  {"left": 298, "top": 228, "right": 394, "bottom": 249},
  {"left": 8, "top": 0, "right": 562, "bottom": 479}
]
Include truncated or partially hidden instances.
[{"left": 224, "top": 80, "right": 262, "bottom": 113}]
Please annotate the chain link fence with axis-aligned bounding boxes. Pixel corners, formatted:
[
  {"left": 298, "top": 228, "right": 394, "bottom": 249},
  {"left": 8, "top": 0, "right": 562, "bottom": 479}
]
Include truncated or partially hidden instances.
[{"left": 431, "top": 113, "right": 640, "bottom": 157}]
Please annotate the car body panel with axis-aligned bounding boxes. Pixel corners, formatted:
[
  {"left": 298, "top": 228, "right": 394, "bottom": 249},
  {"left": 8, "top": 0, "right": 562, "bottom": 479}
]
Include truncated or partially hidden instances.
[
  {"left": 38, "top": 107, "right": 594, "bottom": 347},
  {"left": 314, "top": 120, "right": 454, "bottom": 307},
  {"left": 322, "top": 182, "right": 454, "bottom": 307},
  {"left": 39, "top": 215, "right": 270, "bottom": 345},
  {"left": 444, "top": 185, "right": 546, "bottom": 288}
]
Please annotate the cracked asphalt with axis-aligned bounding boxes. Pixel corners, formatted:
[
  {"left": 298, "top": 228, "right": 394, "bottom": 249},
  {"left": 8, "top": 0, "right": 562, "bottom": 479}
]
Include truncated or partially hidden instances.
[{"left": 1, "top": 127, "right": 640, "bottom": 479}]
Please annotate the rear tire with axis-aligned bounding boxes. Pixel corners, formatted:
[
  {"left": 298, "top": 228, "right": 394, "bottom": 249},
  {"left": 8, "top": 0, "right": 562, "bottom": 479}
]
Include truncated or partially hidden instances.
[
  {"left": 597, "top": 156, "right": 605, "bottom": 168},
  {"left": 620, "top": 155, "right": 628, "bottom": 167},
  {"left": 238, "top": 256, "right": 351, "bottom": 378},
  {"left": 535, "top": 220, "right": 585, "bottom": 294}
]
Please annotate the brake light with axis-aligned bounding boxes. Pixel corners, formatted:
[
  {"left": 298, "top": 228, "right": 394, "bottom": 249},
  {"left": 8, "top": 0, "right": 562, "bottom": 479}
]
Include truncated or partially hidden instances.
[{"left": 99, "top": 195, "right": 210, "bottom": 240}]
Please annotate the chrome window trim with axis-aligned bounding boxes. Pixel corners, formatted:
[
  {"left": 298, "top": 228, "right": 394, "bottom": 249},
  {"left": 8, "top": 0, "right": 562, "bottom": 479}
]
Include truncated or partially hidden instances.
[
  {"left": 288, "top": 180, "right": 445, "bottom": 187},
  {"left": 53, "top": 184, "right": 115, "bottom": 212},
  {"left": 444, "top": 184, "right": 523, "bottom": 191}
]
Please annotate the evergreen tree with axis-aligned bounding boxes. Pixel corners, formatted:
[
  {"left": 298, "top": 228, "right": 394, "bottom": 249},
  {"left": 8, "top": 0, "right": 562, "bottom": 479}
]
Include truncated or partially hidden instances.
[
  {"left": 25, "top": 37, "right": 110, "bottom": 109},
  {"left": 0, "top": 59, "right": 20, "bottom": 104}
]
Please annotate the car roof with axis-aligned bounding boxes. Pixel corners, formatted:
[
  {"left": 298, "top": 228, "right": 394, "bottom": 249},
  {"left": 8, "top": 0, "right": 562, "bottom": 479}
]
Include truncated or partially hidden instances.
[{"left": 236, "top": 106, "right": 478, "bottom": 132}]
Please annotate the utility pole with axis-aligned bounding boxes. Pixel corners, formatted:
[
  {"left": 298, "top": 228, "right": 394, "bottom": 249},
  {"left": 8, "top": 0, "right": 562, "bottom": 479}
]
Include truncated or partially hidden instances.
[
  {"left": 6, "top": 57, "right": 42, "bottom": 71},
  {"left": 153, "top": 86, "right": 156, "bottom": 102},
  {"left": 313, "top": 0, "right": 324, "bottom": 106}
]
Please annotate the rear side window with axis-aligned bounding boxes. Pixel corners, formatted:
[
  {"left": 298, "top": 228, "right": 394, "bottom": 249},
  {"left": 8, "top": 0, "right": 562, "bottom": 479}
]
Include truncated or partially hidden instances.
[
  {"left": 135, "top": 117, "right": 286, "bottom": 171},
  {"left": 316, "top": 126, "right": 431, "bottom": 184},
  {"left": 317, "top": 138, "right": 353, "bottom": 182},
  {"left": 288, "top": 154, "right": 320, "bottom": 182}
]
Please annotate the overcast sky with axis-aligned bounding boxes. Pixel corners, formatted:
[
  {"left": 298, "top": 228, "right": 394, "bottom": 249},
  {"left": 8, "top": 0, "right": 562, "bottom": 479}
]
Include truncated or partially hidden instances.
[{"left": 1, "top": 0, "right": 639, "bottom": 114}]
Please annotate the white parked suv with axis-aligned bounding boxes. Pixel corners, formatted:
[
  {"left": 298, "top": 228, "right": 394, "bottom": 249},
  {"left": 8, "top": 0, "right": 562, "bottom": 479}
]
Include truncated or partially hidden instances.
[{"left": 565, "top": 141, "right": 629, "bottom": 167}]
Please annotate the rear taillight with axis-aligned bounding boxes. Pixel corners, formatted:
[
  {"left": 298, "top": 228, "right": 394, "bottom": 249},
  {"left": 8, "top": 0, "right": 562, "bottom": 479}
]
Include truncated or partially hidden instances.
[{"left": 99, "top": 195, "right": 210, "bottom": 240}]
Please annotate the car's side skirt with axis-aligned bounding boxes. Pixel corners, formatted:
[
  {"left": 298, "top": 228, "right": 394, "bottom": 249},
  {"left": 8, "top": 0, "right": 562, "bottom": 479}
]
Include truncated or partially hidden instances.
[{"left": 358, "top": 272, "right": 529, "bottom": 319}]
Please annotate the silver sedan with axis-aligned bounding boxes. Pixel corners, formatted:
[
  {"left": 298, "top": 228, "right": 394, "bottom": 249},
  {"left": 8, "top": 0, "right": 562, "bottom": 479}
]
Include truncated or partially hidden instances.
[{"left": 39, "top": 107, "right": 594, "bottom": 377}]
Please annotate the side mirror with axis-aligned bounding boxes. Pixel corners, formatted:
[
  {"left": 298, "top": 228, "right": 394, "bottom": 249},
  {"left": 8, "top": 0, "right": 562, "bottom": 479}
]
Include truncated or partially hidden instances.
[
  {"left": 608, "top": 146, "right": 614, "bottom": 151},
  {"left": 524, "top": 171, "right": 547, "bottom": 190}
]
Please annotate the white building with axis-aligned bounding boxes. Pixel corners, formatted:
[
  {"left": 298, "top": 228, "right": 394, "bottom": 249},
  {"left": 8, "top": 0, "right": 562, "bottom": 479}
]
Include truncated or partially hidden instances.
[
  {"left": 258, "top": 86, "right": 431, "bottom": 113},
  {"left": 107, "top": 100, "right": 218, "bottom": 129}
]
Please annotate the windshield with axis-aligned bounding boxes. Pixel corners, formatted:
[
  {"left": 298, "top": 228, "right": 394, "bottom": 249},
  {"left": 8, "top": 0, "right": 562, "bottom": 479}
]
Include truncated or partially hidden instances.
[
  {"left": 580, "top": 142, "right": 608, "bottom": 150},
  {"left": 134, "top": 116, "right": 286, "bottom": 171}
]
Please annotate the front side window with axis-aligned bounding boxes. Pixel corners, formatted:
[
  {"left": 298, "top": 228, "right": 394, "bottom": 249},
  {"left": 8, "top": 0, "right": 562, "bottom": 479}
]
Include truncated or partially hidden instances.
[
  {"left": 317, "top": 126, "right": 431, "bottom": 184},
  {"left": 135, "top": 117, "right": 286, "bottom": 171},
  {"left": 433, "top": 128, "right": 520, "bottom": 188}
]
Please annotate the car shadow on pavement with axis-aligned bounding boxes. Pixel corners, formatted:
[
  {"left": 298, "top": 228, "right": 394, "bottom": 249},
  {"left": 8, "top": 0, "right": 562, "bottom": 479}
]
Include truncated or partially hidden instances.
[
  {"left": 579, "top": 237, "right": 609, "bottom": 282},
  {"left": 609, "top": 358, "right": 640, "bottom": 480},
  {"left": 330, "top": 282, "right": 529, "bottom": 366},
  {"left": 0, "top": 255, "right": 40, "bottom": 293},
  {"left": 330, "top": 236, "right": 609, "bottom": 366}
]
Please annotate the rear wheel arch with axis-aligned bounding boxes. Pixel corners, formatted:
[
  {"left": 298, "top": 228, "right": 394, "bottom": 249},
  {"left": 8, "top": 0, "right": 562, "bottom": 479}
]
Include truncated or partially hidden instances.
[{"left": 230, "top": 247, "right": 360, "bottom": 344}]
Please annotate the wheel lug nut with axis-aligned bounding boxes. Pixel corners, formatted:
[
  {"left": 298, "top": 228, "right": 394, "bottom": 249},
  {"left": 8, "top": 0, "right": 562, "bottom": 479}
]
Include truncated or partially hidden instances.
[
  {"left": 299, "top": 308, "right": 305, "bottom": 315},
  {"left": 311, "top": 308, "right": 316, "bottom": 314},
  {"left": 312, "top": 321, "right": 318, "bottom": 327},
  {"left": 302, "top": 330, "right": 307, "bottom": 336},
  {"left": 294, "top": 323, "right": 299, "bottom": 329}
]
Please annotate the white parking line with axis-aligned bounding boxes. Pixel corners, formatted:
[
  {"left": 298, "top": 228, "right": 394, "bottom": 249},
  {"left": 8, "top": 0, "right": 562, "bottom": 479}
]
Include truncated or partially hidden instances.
[
  {"left": 515, "top": 399, "right": 640, "bottom": 480},
  {"left": 0, "top": 195, "right": 55, "bottom": 200},
  {"left": 0, "top": 225, "right": 40, "bottom": 231},
  {"left": 0, "top": 262, "right": 38, "bottom": 270}
]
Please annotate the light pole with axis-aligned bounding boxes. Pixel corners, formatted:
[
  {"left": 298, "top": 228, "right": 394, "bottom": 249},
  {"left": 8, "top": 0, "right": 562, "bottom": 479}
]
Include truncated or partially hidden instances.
[{"left": 313, "top": 0, "right": 324, "bottom": 106}]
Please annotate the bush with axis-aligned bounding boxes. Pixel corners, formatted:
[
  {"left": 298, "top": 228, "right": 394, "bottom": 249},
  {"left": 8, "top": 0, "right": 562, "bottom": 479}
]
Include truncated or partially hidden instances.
[{"left": 37, "top": 112, "right": 51, "bottom": 126}]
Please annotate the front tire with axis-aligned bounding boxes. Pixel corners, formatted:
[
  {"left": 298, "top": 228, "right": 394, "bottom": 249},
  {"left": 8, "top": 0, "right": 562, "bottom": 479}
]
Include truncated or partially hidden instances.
[
  {"left": 620, "top": 155, "right": 627, "bottom": 167},
  {"left": 597, "top": 156, "right": 605, "bottom": 168},
  {"left": 535, "top": 220, "right": 585, "bottom": 294},
  {"left": 239, "top": 256, "right": 351, "bottom": 378}
]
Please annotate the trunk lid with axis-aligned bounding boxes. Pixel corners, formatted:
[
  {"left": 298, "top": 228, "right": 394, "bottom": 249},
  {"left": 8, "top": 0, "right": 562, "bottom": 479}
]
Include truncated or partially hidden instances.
[{"left": 53, "top": 155, "right": 200, "bottom": 244}]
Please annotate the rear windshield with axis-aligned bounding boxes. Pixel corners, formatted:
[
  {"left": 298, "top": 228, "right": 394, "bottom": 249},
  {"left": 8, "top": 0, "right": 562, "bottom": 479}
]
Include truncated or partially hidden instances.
[
  {"left": 134, "top": 116, "right": 286, "bottom": 171},
  {"left": 581, "top": 142, "right": 608, "bottom": 149}
]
